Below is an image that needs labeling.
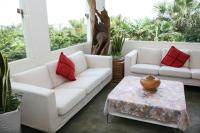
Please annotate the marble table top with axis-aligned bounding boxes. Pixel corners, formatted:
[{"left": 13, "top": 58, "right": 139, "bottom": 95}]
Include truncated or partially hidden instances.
[{"left": 104, "top": 76, "right": 190, "bottom": 131}]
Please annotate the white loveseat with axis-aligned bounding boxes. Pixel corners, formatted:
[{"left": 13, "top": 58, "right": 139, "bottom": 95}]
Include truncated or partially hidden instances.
[
  {"left": 125, "top": 48, "right": 200, "bottom": 87},
  {"left": 11, "top": 51, "right": 112, "bottom": 132}
]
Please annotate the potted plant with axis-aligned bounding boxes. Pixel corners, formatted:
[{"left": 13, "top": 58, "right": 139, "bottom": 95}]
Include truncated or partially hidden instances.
[
  {"left": 0, "top": 52, "right": 21, "bottom": 133},
  {"left": 111, "top": 32, "right": 125, "bottom": 59},
  {"left": 111, "top": 32, "right": 125, "bottom": 82}
]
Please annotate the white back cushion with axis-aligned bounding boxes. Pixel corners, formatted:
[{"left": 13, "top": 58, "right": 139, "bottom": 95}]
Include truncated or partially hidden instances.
[
  {"left": 12, "top": 66, "right": 54, "bottom": 89},
  {"left": 190, "top": 50, "right": 200, "bottom": 68},
  {"left": 68, "top": 51, "right": 87, "bottom": 75},
  {"left": 137, "top": 48, "right": 162, "bottom": 65},
  {"left": 46, "top": 60, "right": 66, "bottom": 88},
  {"left": 161, "top": 48, "right": 190, "bottom": 67}
]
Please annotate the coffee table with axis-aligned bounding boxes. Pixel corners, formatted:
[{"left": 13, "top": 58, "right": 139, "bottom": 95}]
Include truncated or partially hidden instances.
[{"left": 104, "top": 76, "right": 190, "bottom": 131}]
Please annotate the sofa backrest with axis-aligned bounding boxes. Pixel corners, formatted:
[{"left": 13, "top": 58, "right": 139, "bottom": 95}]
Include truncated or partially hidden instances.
[
  {"left": 46, "top": 60, "right": 66, "bottom": 88},
  {"left": 137, "top": 48, "right": 162, "bottom": 65},
  {"left": 122, "top": 40, "right": 200, "bottom": 55},
  {"left": 136, "top": 48, "right": 200, "bottom": 68},
  {"left": 46, "top": 51, "right": 88, "bottom": 88},
  {"left": 68, "top": 51, "right": 87, "bottom": 75},
  {"left": 12, "top": 66, "right": 54, "bottom": 89},
  {"left": 190, "top": 50, "right": 200, "bottom": 68},
  {"left": 12, "top": 51, "right": 88, "bottom": 89}
]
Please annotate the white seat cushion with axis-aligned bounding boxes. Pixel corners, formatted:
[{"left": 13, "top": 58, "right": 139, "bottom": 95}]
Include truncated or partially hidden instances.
[
  {"left": 12, "top": 66, "right": 54, "bottom": 89},
  {"left": 191, "top": 69, "right": 200, "bottom": 80},
  {"left": 159, "top": 66, "right": 191, "bottom": 78},
  {"left": 161, "top": 48, "right": 190, "bottom": 67},
  {"left": 130, "top": 64, "right": 160, "bottom": 75},
  {"left": 46, "top": 60, "right": 66, "bottom": 87},
  {"left": 55, "top": 76, "right": 100, "bottom": 94},
  {"left": 190, "top": 50, "right": 200, "bottom": 69},
  {"left": 68, "top": 51, "right": 87, "bottom": 75},
  {"left": 55, "top": 88, "right": 86, "bottom": 115},
  {"left": 137, "top": 48, "right": 162, "bottom": 65},
  {"left": 78, "top": 68, "right": 112, "bottom": 81}
]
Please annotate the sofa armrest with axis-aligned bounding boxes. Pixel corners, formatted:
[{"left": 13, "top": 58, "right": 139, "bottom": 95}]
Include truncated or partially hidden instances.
[
  {"left": 85, "top": 54, "right": 112, "bottom": 68},
  {"left": 11, "top": 82, "right": 57, "bottom": 132},
  {"left": 124, "top": 50, "right": 138, "bottom": 76}
]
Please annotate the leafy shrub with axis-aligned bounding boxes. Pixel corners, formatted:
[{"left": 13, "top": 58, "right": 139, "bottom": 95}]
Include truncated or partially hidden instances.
[
  {"left": 0, "top": 25, "right": 26, "bottom": 62},
  {"left": 49, "top": 19, "right": 87, "bottom": 51},
  {"left": 110, "top": 0, "right": 200, "bottom": 43},
  {"left": 0, "top": 19, "right": 87, "bottom": 61}
]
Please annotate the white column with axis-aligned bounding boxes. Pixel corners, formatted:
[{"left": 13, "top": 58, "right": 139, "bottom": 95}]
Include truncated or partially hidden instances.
[{"left": 21, "top": 0, "right": 51, "bottom": 59}]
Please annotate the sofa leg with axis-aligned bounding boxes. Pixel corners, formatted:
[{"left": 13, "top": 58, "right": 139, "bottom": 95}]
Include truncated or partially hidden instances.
[
  {"left": 106, "top": 114, "right": 109, "bottom": 124},
  {"left": 106, "top": 114, "right": 112, "bottom": 124}
]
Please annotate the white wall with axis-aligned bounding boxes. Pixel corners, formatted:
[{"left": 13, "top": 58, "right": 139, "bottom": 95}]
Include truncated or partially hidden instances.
[{"left": 122, "top": 40, "right": 200, "bottom": 55}]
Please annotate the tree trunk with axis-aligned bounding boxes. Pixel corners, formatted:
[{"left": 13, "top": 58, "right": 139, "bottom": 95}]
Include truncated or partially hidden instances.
[{"left": 87, "top": 0, "right": 110, "bottom": 55}]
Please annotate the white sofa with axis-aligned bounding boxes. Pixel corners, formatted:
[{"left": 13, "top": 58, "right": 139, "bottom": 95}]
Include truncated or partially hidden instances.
[
  {"left": 11, "top": 51, "right": 112, "bottom": 132},
  {"left": 125, "top": 48, "right": 200, "bottom": 87}
]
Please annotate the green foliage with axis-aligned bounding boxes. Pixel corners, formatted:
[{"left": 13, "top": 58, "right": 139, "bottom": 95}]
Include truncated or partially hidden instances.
[
  {"left": 154, "top": 0, "right": 200, "bottom": 41},
  {"left": 110, "top": 0, "right": 200, "bottom": 43},
  {"left": 111, "top": 32, "right": 125, "bottom": 57},
  {"left": 110, "top": 17, "right": 185, "bottom": 42},
  {"left": 110, "top": 15, "right": 132, "bottom": 38},
  {"left": 0, "top": 25, "right": 26, "bottom": 62},
  {"left": 49, "top": 18, "right": 87, "bottom": 51},
  {"left": 0, "top": 52, "right": 21, "bottom": 113},
  {"left": 0, "top": 19, "right": 87, "bottom": 61}
]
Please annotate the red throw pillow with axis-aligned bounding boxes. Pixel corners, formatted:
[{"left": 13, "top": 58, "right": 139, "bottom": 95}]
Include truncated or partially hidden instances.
[
  {"left": 56, "top": 52, "right": 76, "bottom": 81},
  {"left": 161, "top": 46, "right": 190, "bottom": 68}
]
